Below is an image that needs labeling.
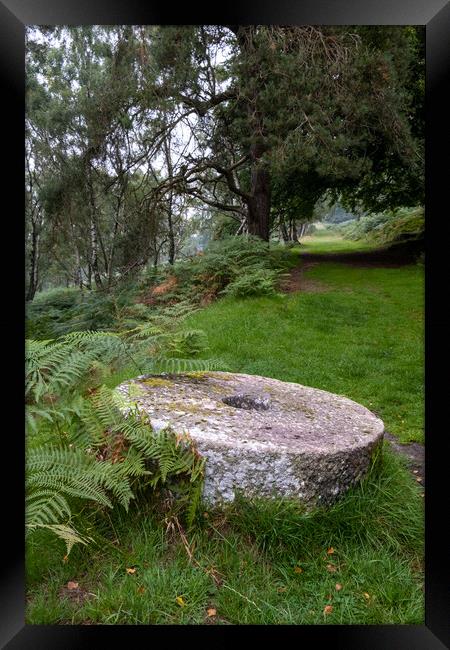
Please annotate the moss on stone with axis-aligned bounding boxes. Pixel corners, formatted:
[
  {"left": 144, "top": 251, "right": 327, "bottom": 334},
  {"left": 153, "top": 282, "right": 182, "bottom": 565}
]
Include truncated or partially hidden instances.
[
  {"left": 141, "top": 378, "right": 174, "bottom": 387},
  {"left": 182, "top": 372, "right": 210, "bottom": 380},
  {"left": 162, "top": 400, "right": 222, "bottom": 415}
]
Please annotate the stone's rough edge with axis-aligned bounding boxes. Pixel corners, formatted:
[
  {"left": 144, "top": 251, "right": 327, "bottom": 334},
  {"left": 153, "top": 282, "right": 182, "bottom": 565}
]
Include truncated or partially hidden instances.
[
  {"left": 199, "top": 436, "right": 383, "bottom": 506},
  {"left": 116, "top": 371, "right": 385, "bottom": 506}
]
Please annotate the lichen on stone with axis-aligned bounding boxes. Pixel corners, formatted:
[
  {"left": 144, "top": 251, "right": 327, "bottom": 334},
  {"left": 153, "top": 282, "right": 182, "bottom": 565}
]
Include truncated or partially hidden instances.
[
  {"left": 116, "top": 371, "right": 385, "bottom": 507},
  {"left": 141, "top": 377, "right": 174, "bottom": 387}
]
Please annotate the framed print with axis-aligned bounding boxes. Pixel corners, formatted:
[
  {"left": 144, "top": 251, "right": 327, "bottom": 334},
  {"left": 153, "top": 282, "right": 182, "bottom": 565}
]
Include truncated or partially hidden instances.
[{"left": 2, "top": 0, "right": 449, "bottom": 646}]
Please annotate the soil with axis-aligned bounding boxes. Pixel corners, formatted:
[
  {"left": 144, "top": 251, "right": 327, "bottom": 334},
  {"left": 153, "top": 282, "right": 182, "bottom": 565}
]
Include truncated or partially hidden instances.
[
  {"left": 279, "top": 262, "right": 328, "bottom": 293},
  {"left": 384, "top": 431, "right": 425, "bottom": 490},
  {"left": 299, "top": 239, "right": 423, "bottom": 268}
]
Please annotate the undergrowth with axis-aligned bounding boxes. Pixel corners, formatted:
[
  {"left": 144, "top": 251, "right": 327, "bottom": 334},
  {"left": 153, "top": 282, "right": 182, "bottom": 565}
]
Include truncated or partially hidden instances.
[
  {"left": 26, "top": 446, "right": 424, "bottom": 625},
  {"left": 26, "top": 312, "right": 222, "bottom": 554},
  {"left": 336, "top": 206, "right": 424, "bottom": 247}
]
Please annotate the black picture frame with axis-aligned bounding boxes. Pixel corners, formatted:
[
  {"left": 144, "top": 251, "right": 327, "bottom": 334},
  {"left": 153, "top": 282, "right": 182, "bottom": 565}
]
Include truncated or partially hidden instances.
[{"left": 2, "top": 1, "right": 449, "bottom": 647}]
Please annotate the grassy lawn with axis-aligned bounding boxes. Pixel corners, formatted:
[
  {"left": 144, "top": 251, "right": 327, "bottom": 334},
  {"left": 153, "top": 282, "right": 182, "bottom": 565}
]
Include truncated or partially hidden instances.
[
  {"left": 298, "top": 230, "right": 377, "bottom": 254},
  {"left": 185, "top": 253, "right": 424, "bottom": 444},
  {"left": 25, "top": 234, "right": 424, "bottom": 625},
  {"left": 26, "top": 448, "right": 423, "bottom": 625}
]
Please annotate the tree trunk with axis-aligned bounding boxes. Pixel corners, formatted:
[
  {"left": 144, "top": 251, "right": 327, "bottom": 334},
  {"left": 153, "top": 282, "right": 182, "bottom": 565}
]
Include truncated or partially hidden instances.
[
  {"left": 280, "top": 221, "right": 289, "bottom": 243},
  {"left": 87, "top": 262, "right": 92, "bottom": 290},
  {"left": 247, "top": 152, "right": 271, "bottom": 241},
  {"left": 75, "top": 247, "right": 83, "bottom": 290},
  {"left": 26, "top": 217, "right": 40, "bottom": 301},
  {"left": 236, "top": 27, "right": 271, "bottom": 242},
  {"left": 167, "top": 208, "right": 175, "bottom": 265},
  {"left": 236, "top": 217, "right": 248, "bottom": 236},
  {"left": 89, "top": 218, "right": 102, "bottom": 288},
  {"left": 107, "top": 218, "right": 119, "bottom": 289},
  {"left": 163, "top": 135, "right": 176, "bottom": 265},
  {"left": 86, "top": 163, "right": 103, "bottom": 289},
  {"left": 298, "top": 222, "right": 308, "bottom": 239}
]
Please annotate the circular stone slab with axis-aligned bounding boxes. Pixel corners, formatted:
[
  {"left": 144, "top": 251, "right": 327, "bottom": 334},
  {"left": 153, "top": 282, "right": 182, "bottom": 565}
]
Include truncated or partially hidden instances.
[{"left": 116, "top": 372, "right": 384, "bottom": 506}]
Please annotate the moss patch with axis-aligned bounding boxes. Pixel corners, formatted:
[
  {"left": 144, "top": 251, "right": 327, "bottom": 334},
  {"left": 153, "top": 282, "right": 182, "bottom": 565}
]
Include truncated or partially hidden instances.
[{"left": 141, "top": 378, "right": 174, "bottom": 388}]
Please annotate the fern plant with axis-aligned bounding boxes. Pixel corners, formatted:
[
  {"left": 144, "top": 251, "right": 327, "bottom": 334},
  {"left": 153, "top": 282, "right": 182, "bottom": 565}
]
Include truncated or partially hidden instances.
[
  {"left": 26, "top": 318, "right": 218, "bottom": 554},
  {"left": 26, "top": 383, "right": 206, "bottom": 554}
]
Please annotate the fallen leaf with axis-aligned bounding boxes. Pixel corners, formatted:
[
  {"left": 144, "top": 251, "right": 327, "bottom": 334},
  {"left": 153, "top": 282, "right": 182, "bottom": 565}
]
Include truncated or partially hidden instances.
[
  {"left": 326, "top": 564, "right": 337, "bottom": 573},
  {"left": 416, "top": 477, "right": 423, "bottom": 483},
  {"left": 327, "top": 547, "right": 335, "bottom": 555},
  {"left": 363, "top": 592, "right": 370, "bottom": 600},
  {"left": 323, "top": 605, "right": 333, "bottom": 614},
  {"left": 335, "top": 583, "right": 343, "bottom": 591},
  {"left": 294, "top": 566, "right": 303, "bottom": 574},
  {"left": 206, "top": 608, "right": 217, "bottom": 617},
  {"left": 137, "top": 586, "right": 145, "bottom": 594},
  {"left": 277, "top": 586, "right": 287, "bottom": 593},
  {"left": 126, "top": 567, "right": 136, "bottom": 575},
  {"left": 67, "top": 581, "right": 79, "bottom": 590},
  {"left": 176, "top": 596, "right": 186, "bottom": 607}
]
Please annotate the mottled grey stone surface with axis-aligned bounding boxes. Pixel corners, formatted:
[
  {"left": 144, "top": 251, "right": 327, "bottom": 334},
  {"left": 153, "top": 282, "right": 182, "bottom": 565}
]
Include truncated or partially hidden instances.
[{"left": 116, "top": 372, "right": 384, "bottom": 507}]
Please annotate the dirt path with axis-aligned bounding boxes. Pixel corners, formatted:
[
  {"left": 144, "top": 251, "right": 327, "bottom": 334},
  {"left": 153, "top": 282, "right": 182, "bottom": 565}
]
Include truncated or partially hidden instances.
[
  {"left": 384, "top": 432, "right": 425, "bottom": 489},
  {"left": 279, "top": 261, "right": 328, "bottom": 293},
  {"left": 280, "top": 244, "right": 421, "bottom": 294},
  {"left": 280, "top": 245, "right": 425, "bottom": 488},
  {"left": 298, "top": 240, "right": 423, "bottom": 268}
]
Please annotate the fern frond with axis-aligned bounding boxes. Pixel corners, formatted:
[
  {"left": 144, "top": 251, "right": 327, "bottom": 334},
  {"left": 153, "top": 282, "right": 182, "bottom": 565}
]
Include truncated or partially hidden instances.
[
  {"left": 26, "top": 522, "right": 90, "bottom": 555},
  {"left": 151, "top": 357, "right": 224, "bottom": 374},
  {"left": 26, "top": 491, "right": 72, "bottom": 526},
  {"left": 60, "top": 330, "right": 120, "bottom": 344},
  {"left": 120, "top": 323, "right": 163, "bottom": 340}
]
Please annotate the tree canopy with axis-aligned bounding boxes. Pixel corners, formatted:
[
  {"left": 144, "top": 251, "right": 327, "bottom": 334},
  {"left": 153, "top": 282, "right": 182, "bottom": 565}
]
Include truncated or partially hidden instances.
[{"left": 26, "top": 25, "right": 424, "bottom": 298}]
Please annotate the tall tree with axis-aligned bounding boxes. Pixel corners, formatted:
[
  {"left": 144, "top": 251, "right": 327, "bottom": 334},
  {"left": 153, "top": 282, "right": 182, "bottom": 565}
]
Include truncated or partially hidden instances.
[
  {"left": 26, "top": 25, "right": 424, "bottom": 297},
  {"left": 152, "top": 25, "right": 424, "bottom": 240}
]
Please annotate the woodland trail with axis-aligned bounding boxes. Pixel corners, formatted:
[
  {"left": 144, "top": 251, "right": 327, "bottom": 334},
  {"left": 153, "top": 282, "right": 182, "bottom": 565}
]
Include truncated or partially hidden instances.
[{"left": 280, "top": 244, "right": 425, "bottom": 491}]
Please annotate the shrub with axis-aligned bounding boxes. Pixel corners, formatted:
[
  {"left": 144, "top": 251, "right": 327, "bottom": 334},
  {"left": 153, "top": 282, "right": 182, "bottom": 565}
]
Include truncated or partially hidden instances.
[
  {"left": 337, "top": 213, "right": 393, "bottom": 240},
  {"left": 144, "top": 236, "right": 286, "bottom": 307},
  {"left": 222, "top": 268, "right": 279, "bottom": 298},
  {"left": 26, "top": 316, "right": 223, "bottom": 554},
  {"left": 337, "top": 207, "right": 424, "bottom": 247},
  {"left": 26, "top": 285, "right": 157, "bottom": 340},
  {"left": 370, "top": 207, "right": 424, "bottom": 246}
]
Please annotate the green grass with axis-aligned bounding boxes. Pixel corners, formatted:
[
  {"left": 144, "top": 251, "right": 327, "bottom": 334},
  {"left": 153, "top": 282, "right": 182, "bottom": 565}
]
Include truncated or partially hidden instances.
[
  {"left": 26, "top": 447, "right": 423, "bottom": 625},
  {"left": 299, "top": 231, "right": 379, "bottom": 254},
  {"left": 26, "top": 233, "right": 424, "bottom": 624},
  {"left": 184, "top": 254, "right": 424, "bottom": 444}
]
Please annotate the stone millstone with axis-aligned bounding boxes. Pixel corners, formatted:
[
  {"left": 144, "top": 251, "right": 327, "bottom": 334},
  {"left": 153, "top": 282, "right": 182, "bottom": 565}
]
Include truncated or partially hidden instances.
[{"left": 116, "top": 372, "right": 384, "bottom": 507}]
